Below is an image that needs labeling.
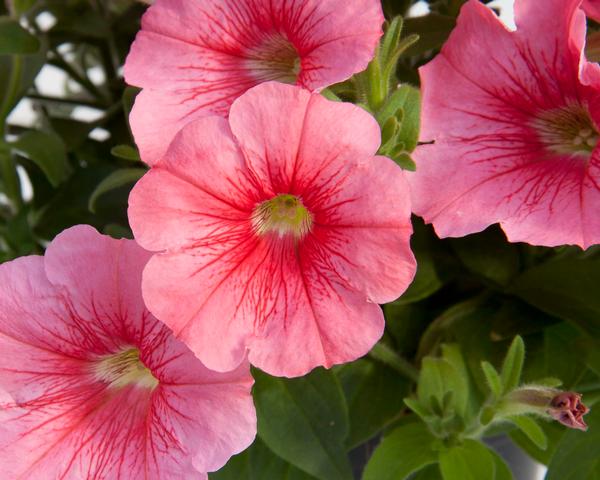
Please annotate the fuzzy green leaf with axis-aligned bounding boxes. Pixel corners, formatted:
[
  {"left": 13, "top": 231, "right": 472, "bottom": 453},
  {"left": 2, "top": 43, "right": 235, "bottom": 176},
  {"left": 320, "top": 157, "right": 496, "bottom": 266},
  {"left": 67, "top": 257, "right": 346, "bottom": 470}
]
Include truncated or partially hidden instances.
[
  {"left": 500, "top": 336, "right": 525, "bottom": 394},
  {"left": 508, "top": 416, "right": 548, "bottom": 450},
  {"left": 481, "top": 361, "right": 503, "bottom": 399}
]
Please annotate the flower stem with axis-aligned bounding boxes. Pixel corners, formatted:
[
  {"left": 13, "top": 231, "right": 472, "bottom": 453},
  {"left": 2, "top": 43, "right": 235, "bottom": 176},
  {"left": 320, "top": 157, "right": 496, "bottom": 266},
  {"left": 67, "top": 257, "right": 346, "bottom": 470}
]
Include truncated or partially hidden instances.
[{"left": 369, "top": 342, "right": 419, "bottom": 382}]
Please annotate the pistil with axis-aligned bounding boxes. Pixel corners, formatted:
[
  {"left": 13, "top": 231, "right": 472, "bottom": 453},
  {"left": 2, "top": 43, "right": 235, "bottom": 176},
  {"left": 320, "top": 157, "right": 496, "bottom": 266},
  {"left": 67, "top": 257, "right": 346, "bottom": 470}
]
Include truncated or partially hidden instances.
[
  {"left": 251, "top": 194, "right": 312, "bottom": 239},
  {"left": 94, "top": 347, "right": 158, "bottom": 390},
  {"left": 245, "top": 34, "right": 301, "bottom": 84}
]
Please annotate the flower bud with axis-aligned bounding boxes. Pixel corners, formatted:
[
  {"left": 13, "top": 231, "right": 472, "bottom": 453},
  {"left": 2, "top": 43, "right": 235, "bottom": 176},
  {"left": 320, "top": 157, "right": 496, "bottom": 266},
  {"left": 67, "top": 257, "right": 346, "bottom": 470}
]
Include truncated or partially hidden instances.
[
  {"left": 502, "top": 387, "right": 589, "bottom": 431},
  {"left": 548, "top": 392, "right": 589, "bottom": 431}
]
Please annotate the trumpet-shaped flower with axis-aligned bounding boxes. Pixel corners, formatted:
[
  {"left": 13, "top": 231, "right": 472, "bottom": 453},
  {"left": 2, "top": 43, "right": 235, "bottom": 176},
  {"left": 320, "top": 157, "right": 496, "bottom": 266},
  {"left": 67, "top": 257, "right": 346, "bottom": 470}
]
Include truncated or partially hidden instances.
[
  {"left": 128, "top": 82, "right": 416, "bottom": 377},
  {"left": 408, "top": 0, "right": 600, "bottom": 248},
  {"left": 124, "top": 0, "right": 384, "bottom": 165},
  {"left": 0, "top": 225, "right": 256, "bottom": 479}
]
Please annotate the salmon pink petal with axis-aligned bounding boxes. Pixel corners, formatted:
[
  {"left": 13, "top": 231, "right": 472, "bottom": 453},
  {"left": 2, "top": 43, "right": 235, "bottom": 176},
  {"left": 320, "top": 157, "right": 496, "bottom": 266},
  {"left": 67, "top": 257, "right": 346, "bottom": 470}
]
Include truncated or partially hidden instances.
[
  {"left": 141, "top": 251, "right": 252, "bottom": 373},
  {"left": 245, "top": 262, "right": 386, "bottom": 378},
  {"left": 127, "top": 89, "right": 219, "bottom": 168},
  {"left": 129, "top": 82, "right": 416, "bottom": 376},
  {"left": 124, "top": 0, "right": 383, "bottom": 164},
  {"left": 228, "top": 82, "right": 382, "bottom": 193},
  {"left": 128, "top": 116, "right": 256, "bottom": 253},
  {"left": 409, "top": 0, "right": 600, "bottom": 248},
  {"left": 0, "top": 225, "right": 256, "bottom": 479}
]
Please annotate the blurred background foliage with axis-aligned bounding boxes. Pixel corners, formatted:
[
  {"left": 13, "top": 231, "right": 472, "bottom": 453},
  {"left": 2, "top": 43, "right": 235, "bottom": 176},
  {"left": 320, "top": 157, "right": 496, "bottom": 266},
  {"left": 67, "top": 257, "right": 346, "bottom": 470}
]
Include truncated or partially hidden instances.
[{"left": 1, "top": 0, "right": 599, "bottom": 479}]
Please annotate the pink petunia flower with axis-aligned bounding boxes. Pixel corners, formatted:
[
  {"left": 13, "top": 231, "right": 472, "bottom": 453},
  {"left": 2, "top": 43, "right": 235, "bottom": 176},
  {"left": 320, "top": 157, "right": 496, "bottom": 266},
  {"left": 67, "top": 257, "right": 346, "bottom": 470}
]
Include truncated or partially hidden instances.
[
  {"left": 408, "top": 0, "right": 600, "bottom": 248},
  {"left": 123, "top": 0, "right": 384, "bottom": 165},
  {"left": 128, "top": 82, "right": 416, "bottom": 378},
  {"left": 0, "top": 225, "right": 256, "bottom": 479}
]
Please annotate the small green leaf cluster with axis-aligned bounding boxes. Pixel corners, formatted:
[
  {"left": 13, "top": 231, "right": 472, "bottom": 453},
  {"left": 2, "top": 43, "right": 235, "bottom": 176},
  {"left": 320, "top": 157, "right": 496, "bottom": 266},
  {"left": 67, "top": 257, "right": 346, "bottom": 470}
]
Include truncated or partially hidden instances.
[{"left": 363, "top": 337, "right": 580, "bottom": 480}]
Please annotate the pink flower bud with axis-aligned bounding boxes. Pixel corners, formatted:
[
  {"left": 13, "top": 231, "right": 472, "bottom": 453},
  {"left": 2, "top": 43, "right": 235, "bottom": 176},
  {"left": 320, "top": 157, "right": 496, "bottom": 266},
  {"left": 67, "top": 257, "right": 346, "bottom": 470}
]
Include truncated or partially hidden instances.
[{"left": 548, "top": 392, "right": 589, "bottom": 431}]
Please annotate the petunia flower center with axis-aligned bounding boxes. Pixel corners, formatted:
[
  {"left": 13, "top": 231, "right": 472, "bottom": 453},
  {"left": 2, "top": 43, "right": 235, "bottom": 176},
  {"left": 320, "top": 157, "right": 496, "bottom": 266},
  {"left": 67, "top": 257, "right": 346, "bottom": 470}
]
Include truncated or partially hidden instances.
[
  {"left": 534, "top": 105, "right": 599, "bottom": 157},
  {"left": 94, "top": 347, "right": 158, "bottom": 390},
  {"left": 251, "top": 194, "right": 312, "bottom": 239},
  {"left": 244, "top": 33, "right": 301, "bottom": 84}
]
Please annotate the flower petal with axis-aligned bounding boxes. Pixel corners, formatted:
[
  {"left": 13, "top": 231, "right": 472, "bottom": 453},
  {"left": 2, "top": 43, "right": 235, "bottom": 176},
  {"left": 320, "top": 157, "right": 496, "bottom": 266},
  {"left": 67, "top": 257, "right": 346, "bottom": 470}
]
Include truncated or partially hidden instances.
[
  {"left": 246, "top": 258, "right": 386, "bottom": 377},
  {"left": 228, "top": 81, "right": 381, "bottom": 194},
  {"left": 129, "top": 116, "right": 256, "bottom": 253}
]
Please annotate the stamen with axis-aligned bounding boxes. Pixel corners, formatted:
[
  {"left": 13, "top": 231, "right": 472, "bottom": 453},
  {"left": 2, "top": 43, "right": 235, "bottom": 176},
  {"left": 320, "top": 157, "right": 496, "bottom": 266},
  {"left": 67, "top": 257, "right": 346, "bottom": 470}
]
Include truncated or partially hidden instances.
[
  {"left": 251, "top": 194, "right": 312, "bottom": 239},
  {"left": 534, "top": 104, "right": 599, "bottom": 157},
  {"left": 94, "top": 347, "right": 158, "bottom": 390},
  {"left": 244, "top": 34, "right": 301, "bottom": 84}
]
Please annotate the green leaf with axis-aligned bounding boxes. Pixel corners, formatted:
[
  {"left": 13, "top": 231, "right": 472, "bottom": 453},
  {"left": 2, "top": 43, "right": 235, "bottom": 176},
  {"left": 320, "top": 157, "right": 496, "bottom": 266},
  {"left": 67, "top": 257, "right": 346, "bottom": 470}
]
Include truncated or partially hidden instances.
[
  {"left": 412, "top": 464, "right": 443, "bottom": 480},
  {"left": 0, "top": 206, "right": 37, "bottom": 256},
  {"left": 500, "top": 336, "right": 525, "bottom": 394},
  {"left": 481, "top": 361, "right": 503, "bottom": 399},
  {"left": 450, "top": 227, "right": 520, "bottom": 286},
  {"left": 508, "top": 416, "right": 547, "bottom": 450},
  {"left": 11, "top": 131, "right": 71, "bottom": 186},
  {"left": 391, "top": 151, "right": 416, "bottom": 171},
  {"left": 362, "top": 421, "right": 438, "bottom": 480},
  {"left": 0, "top": 47, "right": 45, "bottom": 124},
  {"left": 102, "top": 223, "right": 132, "bottom": 239},
  {"left": 522, "top": 323, "right": 584, "bottom": 389},
  {"left": 320, "top": 88, "right": 342, "bottom": 102},
  {"left": 441, "top": 344, "right": 474, "bottom": 418},
  {"left": 403, "top": 14, "right": 456, "bottom": 57},
  {"left": 376, "top": 85, "right": 421, "bottom": 152},
  {"left": 122, "top": 86, "right": 140, "bottom": 118},
  {"left": 0, "top": 141, "right": 21, "bottom": 207},
  {"left": 393, "top": 219, "right": 449, "bottom": 305},
  {"left": 417, "top": 356, "right": 469, "bottom": 418},
  {"left": 415, "top": 296, "right": 497, "bottom": 394},
  {"left": 547, "top": 407, "right": 600, "bottom": 479},
  {"left": 111, "top": 145, "right": 140, "bottom": 162},
  {"left": 31, "top": 165, "right": 130, "bottom": 241},
  {"left": 380, "top": 16, "right": 404, "bottom": 67},
  {"left": 50, "top": 118, "right": 96, "bottom": 151},
  {"left": 253, "top": 368, "right": 352, "bottom": 480},
  {"left": 404, "top": 397, "right": 432, "bottom": 424},
  {"left": 488, "top": 449, "right": 514, "bottom": 480},
  {"left": 510, "top": 257, "right": 600, "bottom": 337},
  {"left": 509, "top": 420, "right": 565, "bottom": 465},
  {"left": 439, "top": 440, "right": 495, "bottom": 480},
  {"left": 210, "top": 438, "right": 317, "bottom": 480},
  {"left": 0, "top": 17, "right": 39, "bottom": 54},
  {"left": 88, "top": 168, "right": 146, "bottom": 213},
  {"left": 381, "top": 116, "right": 400, "bottom": 149},
  {"left": 336, "top": 358, "right": 409, "bottom": 449},
  {"left": 384, "top": 302, "right": 429, "bottom": 354},
  {"left": 480, "top": 406, "right": 495, "bottom": 426}
]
